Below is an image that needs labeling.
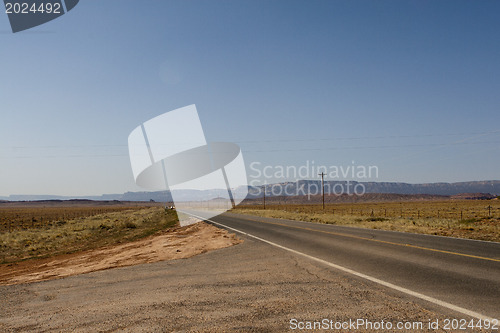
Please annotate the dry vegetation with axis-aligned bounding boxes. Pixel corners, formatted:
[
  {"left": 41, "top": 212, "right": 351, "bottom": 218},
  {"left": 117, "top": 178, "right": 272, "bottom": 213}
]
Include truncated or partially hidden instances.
[
  {"left": 0, "top": 202, "right": 159, "bottom": 232},
  {"left": 0, "top": 206, "right": 178, "bottom": 263},
  {"left": 233, "top": 200, "right": 500, "bottom": 242}
]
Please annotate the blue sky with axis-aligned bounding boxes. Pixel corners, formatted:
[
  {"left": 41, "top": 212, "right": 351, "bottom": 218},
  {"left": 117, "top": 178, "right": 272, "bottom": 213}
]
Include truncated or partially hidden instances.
[{"left": 1, "top": 0, "right": 499, "bottom": 196}]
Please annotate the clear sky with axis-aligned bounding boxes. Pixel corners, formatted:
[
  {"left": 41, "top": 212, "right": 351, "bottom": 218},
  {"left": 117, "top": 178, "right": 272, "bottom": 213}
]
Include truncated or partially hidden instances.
[{"left": 1, "top": 0, "right": 499, "bottom": 196}]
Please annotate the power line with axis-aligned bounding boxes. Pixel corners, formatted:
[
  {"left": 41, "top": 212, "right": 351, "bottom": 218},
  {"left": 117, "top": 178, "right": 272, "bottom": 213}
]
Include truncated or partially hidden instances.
[
  {"left": 1, "top": 130, "right": 499, "bottom": 149},
  {"left": 2, "top": 139, "right": 500, "bottom": 159},
  {"left": 227, "top": 130, "right": 500, "bottom": 144},
  {"left": 243, "top": 140, "right": 500, "bottom": 153}
]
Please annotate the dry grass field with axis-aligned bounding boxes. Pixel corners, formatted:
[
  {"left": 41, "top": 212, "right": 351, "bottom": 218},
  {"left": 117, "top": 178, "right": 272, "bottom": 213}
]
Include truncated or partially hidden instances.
[
  {"left": 233, "top": 199, "right": 500, "bottom": 242},
  {"left": 0, "top": 201, "right": 162, "bottom": 232},
  {"left": 0, "top": 206, "right": 178, "bottom": 263}
]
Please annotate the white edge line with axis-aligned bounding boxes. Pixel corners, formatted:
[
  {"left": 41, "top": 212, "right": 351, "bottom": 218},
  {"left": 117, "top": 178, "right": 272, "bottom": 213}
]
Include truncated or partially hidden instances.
[{"left": 185, "top": 211, "right": 497, "bottom": 322}]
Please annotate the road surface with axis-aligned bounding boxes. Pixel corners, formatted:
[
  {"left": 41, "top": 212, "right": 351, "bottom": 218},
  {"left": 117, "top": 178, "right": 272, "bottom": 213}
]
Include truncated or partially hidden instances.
[{"left": 191, "top": 211, "right": 500, "bottom": 321}]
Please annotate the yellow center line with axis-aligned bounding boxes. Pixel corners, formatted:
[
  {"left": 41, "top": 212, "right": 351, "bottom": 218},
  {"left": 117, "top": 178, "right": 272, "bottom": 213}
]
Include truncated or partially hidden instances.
[{"left": 230, "top": 214, "right": 500, "bottom": 263}]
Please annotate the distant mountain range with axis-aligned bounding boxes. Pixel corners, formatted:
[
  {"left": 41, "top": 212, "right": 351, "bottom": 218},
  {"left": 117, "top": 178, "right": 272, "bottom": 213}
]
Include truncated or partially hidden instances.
[
  {"left": 1, "top": 180, "right": 499, "bottom": 202},
  {"left": 248, "top": 180, "right": 500, "bottom": 197}
]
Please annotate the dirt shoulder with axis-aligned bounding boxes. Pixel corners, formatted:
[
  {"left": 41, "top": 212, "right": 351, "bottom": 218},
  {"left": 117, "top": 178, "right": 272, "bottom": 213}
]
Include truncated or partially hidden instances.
[
  {"left": 0, "top": 234, "right": 464, "bottom": 332},
  {"left": 0, "top": 222, "right": 241, "bottom": 286}
]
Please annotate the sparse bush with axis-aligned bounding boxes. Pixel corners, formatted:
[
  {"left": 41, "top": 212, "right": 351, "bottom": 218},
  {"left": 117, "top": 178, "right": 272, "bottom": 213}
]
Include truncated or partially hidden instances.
[
  {"left": 124, "top": 222, "right": 137, "bottom": 229},
  {"left": 366, "top": 217, "right": 388, "bottom": 222},
  {"left": 459, "top": 218, "right": 479, "bottom": 224}
]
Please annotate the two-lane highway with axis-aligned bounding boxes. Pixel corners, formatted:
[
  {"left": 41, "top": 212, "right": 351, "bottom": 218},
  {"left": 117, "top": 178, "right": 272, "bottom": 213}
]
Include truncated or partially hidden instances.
[{"left": 186, "top": 210, "right": 500, "bottom": 321}]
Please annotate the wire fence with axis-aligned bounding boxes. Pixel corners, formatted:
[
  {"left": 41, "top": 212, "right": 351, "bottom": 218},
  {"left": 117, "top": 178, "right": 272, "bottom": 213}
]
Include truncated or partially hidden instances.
[{"left": 237, "top": 201, "right": 500, "bottom": 221}]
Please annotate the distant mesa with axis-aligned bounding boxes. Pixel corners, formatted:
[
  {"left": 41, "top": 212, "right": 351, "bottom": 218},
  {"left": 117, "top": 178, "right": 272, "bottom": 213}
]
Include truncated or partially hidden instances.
[
  {"left": 1, "top": 180, "right": 499, "bottom": 202},
  {"left": 449, "top": 193, "right": 497, "bottom": 200}
]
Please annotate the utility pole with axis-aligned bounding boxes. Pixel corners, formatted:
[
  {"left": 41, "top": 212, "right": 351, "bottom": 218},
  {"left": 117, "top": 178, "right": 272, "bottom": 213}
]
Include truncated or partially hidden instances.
[
  {"left": 263, "top": 184, "right": 266, "bottom": 210},
  {"left": 319, "top": 172, "right": 326, "bottom": 210}
]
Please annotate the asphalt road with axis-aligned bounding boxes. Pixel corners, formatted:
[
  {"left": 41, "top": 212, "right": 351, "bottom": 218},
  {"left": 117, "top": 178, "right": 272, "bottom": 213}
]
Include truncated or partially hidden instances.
[
  {"left": 190, "top": 211, "right": 500, "bottom": 321},
  {"left": 2, "top": 225, "right": 465, "bottom": 332}
]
